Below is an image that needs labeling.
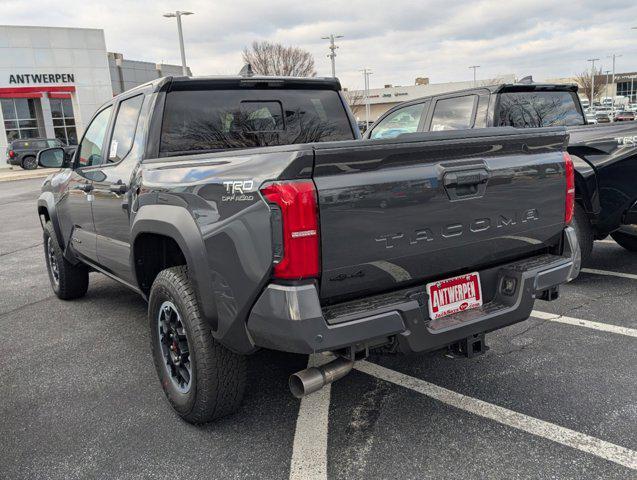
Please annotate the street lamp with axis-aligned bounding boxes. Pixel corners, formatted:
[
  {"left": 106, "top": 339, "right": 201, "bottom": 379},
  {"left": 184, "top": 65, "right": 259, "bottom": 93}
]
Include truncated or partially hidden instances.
[
  {"left": 360, "top": 68, "right": 373, "bottom": 130},
  {"left": 587, "top": 58, "right": 600, "bottom": 106},
  {"left": 322, "top": 34, "right": 344, "bottom": 78},
  {"left": 469, "top": 65, "right": 480, "bottom": 86},
  {"left": 163, "top": 11, "right": 194, "bottom": 76},
  {"left": 607, "top": 53, "right": 622, "bottom": 113}
]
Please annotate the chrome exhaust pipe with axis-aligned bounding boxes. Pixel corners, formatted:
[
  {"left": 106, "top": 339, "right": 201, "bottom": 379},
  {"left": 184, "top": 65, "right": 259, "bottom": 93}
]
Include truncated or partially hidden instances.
[{"left": 289, "top": 356, "right": 354, "bottom": 398}]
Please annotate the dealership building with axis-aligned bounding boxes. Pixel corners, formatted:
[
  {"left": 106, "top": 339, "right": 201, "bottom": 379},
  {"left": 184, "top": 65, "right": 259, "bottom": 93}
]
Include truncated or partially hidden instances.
[{"left": 0, "top": 25, "right": 188, "bottom": 166}]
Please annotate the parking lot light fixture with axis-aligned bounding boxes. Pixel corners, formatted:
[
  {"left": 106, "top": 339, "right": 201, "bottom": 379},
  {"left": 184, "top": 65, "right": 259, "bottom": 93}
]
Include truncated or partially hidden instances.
[
  {"left": 469, "top": 65, "right": 480, "bottom": 86},
  {"left": 163, "top": 11, "right": 194, "bottom": 76},
  {"left": 322, "top": 34, "right": 344, "bottom": 78},
  {"left": 587, "top": 58, "right": 600, "bottom": 105}
]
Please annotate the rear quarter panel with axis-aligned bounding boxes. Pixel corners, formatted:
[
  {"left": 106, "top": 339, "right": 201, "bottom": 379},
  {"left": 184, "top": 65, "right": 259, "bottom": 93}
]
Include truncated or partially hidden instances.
[
  {"left": 136, "top": 147, "right": 314, "bottom": 353},
  {"left": 567, "top": 122, "right": 637, "bottom": 234}
]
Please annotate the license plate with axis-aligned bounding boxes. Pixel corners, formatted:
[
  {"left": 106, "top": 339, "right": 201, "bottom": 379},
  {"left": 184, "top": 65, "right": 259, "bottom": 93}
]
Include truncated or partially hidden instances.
[{"left": 426, "top": 272, "right": 482, "bottom": 320}]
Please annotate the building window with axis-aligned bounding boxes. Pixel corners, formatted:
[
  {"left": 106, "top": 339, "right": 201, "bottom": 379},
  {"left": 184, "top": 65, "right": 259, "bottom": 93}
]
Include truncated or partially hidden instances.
[
  {"left": 1, "top": 98, "right": 40, "bottom": 142},
  {"left": 50, "top": 98, "right": 78, "bottom": 145},
  {"left": 617, "top": 80, "right": 637, "bottom": 103}
]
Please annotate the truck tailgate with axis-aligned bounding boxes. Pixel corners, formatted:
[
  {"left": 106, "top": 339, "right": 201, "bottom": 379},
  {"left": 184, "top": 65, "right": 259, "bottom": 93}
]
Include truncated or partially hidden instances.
[{"left": 313, "top": 128, "right": 568, "bottom": 302}]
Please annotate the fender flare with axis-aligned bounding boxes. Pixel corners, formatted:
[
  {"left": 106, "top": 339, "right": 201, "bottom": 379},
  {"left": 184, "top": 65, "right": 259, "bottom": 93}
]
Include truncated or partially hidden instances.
[
  {"left": 570, "top": 153, "right": 600, "bottom": 220},
  {"left": 130, "top": 204, "right": 217, "bottom": 324},
  {"left": 37, "top": 191, "right": 64, "bottom": 248}
]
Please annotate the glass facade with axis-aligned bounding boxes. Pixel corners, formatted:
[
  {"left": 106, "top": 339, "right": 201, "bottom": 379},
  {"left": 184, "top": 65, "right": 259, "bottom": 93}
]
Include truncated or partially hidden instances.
[
  {"left": 617, "top": 80, "right": 637, "bottom": 103},
  {"left": 50, "top": 98, "right": 78, "bottom": 145},
  {"left": 1, "top": 98, "right": 40, "bottom": 142}
]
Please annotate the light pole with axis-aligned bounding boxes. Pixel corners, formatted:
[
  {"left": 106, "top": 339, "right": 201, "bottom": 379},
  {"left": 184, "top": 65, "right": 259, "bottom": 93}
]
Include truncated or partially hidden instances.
[
  {"left": 322, "top": 34, "right": 344, "bottom": 78},
  {"left": 607, "top": 53, "right": 622, "bottom": 113},
  {"left": 604, "top": 69, "right": 611, "bottom": 103},
  {"left": 587, "top": 58, "right": 600, "bottom": 106},
  {"left": 469, "top": 65, "right": 480, "bottom": 86},
  {"left": 163, "top": 11, "right": 194, "bottom": 76},
  {"left": 360, "top": 68, "right": 373, "bottom": 130}
]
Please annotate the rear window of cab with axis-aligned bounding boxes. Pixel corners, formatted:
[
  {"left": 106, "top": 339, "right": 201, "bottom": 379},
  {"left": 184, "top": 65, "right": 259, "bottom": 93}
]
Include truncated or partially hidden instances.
[{"left": 160, "top": 89, "right": 355, "bottom": 155}]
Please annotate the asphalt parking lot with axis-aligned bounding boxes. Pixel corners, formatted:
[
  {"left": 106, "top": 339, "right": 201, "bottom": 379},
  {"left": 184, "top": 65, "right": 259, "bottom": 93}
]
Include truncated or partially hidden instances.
[{"left": 1, "top": 177, "right": 636, "bottom": 480}]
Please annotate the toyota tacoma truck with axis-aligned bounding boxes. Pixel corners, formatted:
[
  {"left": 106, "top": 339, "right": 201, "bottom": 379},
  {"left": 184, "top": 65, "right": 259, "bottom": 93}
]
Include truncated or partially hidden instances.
[
  {"left": 365, "top": 83, "right": 637, "bottom": 265},
  {"left": 37, "top": 75, "right": 578, "bottom": 423}
]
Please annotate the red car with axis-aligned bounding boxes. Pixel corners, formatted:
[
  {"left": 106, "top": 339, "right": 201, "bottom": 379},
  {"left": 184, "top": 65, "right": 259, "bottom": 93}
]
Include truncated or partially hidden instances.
[{"left": 614, "top": 111, "right": 636, "bottom": 121}]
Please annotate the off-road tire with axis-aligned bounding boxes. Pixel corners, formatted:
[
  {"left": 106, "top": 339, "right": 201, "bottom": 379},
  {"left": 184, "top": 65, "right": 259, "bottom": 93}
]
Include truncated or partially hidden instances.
[
  {"left": 611, "top": 227, "right": 637, "bottom": 252},
  {"left": 43, "top": 222, "right": 89, "bottom": 299},
  {"left": 572, "top": 204, "right": 593, "bottom": 267},
  {"left": 21, "top": 156, "right": 37, "bottom": 170},
  {"left": 149, "top": 266, "right": 246, "bottom": 424}
]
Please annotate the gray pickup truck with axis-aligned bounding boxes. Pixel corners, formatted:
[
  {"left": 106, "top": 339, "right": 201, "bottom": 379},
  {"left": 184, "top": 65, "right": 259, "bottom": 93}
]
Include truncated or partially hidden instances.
[{"left": 37, "top": 75, "right": 579, "bottom": 423}]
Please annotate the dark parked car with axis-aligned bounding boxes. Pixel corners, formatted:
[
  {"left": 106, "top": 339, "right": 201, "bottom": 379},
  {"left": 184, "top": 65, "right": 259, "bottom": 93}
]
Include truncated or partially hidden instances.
[
  {"left": 365, "top": 83, "right": 637, "bottom": 263},
  {"left": 36, "top": 75, "right": 577, "bottom": 423},
  {"left": 614, "top": 111, "right": 636, "bottom": 122},
  {"left": 6, "top": 138, "right": 64, "bottom": 170}
]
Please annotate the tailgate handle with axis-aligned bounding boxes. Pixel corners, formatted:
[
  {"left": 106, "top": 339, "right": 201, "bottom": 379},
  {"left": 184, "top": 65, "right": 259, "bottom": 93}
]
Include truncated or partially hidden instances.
[{"left": 443, "top": 169, "right": 489, "bottom": 200}]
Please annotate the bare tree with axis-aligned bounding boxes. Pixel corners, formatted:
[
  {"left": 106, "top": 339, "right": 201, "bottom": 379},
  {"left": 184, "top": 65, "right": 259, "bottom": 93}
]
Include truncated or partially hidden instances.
[
  {"left": 575, "top": 69, "right": 605, "bottom": 103},
  {"left": 242, "top": 41, "right": 317, "bottom": 77},
  {"left": 342, "top": 89, "right": 365, "bottom": 118}
]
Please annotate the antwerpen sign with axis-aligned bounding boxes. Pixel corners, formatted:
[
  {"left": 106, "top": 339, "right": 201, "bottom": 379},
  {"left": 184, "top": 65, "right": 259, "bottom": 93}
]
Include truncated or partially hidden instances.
[{"left": 9, "top": 73, "right": 75, "bottom": 84}]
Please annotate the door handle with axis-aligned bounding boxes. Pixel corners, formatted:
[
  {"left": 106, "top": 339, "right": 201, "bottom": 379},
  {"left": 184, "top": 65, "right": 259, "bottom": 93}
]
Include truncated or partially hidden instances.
[
  {"left": 109, "top": 183, "right": 128, "bottom": 194},
  {"left": 443, "top": 169, "right": 489, "bottom": 201},
  {"left": 73, "top": 183, "right": 94, "bottom": 193}
]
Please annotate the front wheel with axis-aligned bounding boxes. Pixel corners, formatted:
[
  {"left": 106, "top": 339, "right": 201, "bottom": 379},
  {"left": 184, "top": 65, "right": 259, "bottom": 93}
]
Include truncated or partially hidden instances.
[
  {"left": 43, "top": 222, "right": 89, "bottom": 299},
  {"left": 149, "top": 266, "right": 246, "bottom": 424},
  {"left": 611, "top": 226, "right": 637, "bottom": 252}
]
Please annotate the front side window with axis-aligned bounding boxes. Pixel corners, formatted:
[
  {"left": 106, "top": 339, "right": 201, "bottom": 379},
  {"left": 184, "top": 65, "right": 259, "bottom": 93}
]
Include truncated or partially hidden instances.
[
  {"left": 77, "top": 106, "right": 112, "bottom": 167},
  {"left": 51, "top": 98, "right": 77, "bottom": 145},
  {"left": 370, "top": 102, "right": 427, "bottom": 139},
  {"left": 495, "top": 91, "right": 585, "bottom": 127},
  {"left": 108, "top": 95, "right": 144, "bottom": 163},
  {"left": 430, "top": 96, "right": 477, "bottom": 131},
  {"left": 160, "top": 89, "right": 354, "bottom": 155}
]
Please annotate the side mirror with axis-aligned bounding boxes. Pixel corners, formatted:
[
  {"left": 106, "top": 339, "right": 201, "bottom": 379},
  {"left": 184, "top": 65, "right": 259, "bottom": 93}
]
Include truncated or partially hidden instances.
[{"left": 37, "top": 147, "right": 66, "bottom": 168}]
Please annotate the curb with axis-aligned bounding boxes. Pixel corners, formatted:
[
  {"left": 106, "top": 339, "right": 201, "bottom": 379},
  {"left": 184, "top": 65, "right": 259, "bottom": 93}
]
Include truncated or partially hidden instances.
[{"left": 0, "top": 170, "right": 50, "bottom": 183}]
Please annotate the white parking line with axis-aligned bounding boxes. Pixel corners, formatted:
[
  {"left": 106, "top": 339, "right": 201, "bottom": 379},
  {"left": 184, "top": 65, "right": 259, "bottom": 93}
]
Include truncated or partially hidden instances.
[
  {"left": 290, "top": 354, "right": 331, "bottom": 480},
  {"left": 355, "top": 361, "right": 637, "bottom": 471},
  {"left": 580, "top": 268, "right": 637, "bottom": 281},
  {"left": 532, "top": 310, "right": 637, "bottom": 337}
]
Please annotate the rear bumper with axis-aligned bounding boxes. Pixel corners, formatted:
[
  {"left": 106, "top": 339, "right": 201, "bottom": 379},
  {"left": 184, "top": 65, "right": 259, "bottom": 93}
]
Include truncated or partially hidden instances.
[{"left": 246, "top": 227, "right": 579, "bottom": 355}]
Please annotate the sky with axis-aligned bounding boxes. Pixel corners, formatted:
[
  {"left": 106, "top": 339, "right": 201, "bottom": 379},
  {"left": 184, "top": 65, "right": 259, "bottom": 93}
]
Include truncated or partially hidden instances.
[{"left": 3, "top": 0, "right": 637, "bottom": 90}]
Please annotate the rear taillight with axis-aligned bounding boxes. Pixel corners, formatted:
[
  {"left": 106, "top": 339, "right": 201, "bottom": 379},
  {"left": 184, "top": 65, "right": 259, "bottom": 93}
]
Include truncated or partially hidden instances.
[
  {"left": 8, "top": 150, "right": 15, "bottom": 158},
  {"left": 260, "top": 181, "right": 320, "bottom": 279},
  {"left": 564, "top": 152, "right": 575, "bottom": 224}
]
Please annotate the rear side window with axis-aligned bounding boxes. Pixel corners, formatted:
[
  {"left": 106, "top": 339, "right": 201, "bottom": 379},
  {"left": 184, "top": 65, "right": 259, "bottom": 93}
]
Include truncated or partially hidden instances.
[
  {"left": 160, "top": 89, "right": 354, "bottom": 155},
  {"left": 370, "top": 102, "right": 427, "bottom": 139},
  {"left": 108, "top": 94, "right": 144, "bottom": 163},
  {"left": 430, "top": 96, "right": 477, "bottom": 131},
  {"left": 495, "top": 91, "right": 585, "bottom": 127}
]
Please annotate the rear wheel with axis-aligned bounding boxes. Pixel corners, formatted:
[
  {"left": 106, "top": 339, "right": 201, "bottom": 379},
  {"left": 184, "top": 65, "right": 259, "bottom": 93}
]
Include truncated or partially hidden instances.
[
  {"left": 571, "top": 204, "right": 593, "bottom": 267},
  {"left": 149, "top": 266, "right": 246, "bottom": 424},
  {"left": 21, "top": 156, "right": 37, "bottom": 170},
  {"left": 611, "top": 226, "right": 637, "bottom": 252},
  {"left": 43, "top": 222, "right": 89, "bottom": 299}
]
